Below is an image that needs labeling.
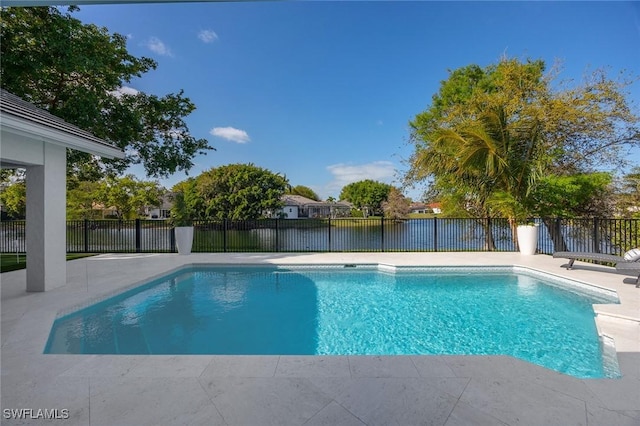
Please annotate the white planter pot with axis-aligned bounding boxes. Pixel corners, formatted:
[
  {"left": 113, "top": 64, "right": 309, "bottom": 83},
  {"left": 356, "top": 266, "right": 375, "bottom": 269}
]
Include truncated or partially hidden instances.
[
  {"left": 517, "top": 224, "right": 539, "bottom": 255},
  {"left": 175, "top": 226, "right": 194, "bottom": 255}
]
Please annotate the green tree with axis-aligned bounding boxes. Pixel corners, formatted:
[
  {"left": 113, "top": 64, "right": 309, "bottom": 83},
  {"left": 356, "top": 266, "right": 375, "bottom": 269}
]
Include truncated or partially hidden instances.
[
  {"left": 193, "top": 164, "right": 288, "bottom": 220},
  {"left": 0, "top": 174, "right": 165, "bottom": 220},
  {"left": 0, "top": 6, "right": 212, "bottom": 179},
  {"left": 287, "top": 185, "right": 320, "bottom": 201},
  {"left": 67, "top": 180, "right": 103, "bottom": 219},
  {"left": 171, "top": 178, "right": 205, "bottom": 220},
  {"left": 616, "top": 167, "right": 640, "bottom": 218},
  {"left": 606, "top": 168, "right": 640, "bottom": 251},
  {"left": 98, "top": 175, "right": 164, "bottom": 219},
  {"left": 531, "top": 173, "right": 613, "bottom": 218},
  {"left": 527, "top": 173, "right": 613, "bottom": 251},
  {"left": 168, "top": 191, "right": 194, "bottom": 227},
  {"left": 0, "top": 181, "right": 26, "bottom": 219},
  {"left": 406, "top": 57, "right": 639, "bottom": 247},
  {"left": 340, "top": 180, "right": 392, "bottom": 217},
  {"left": 382, "top": 187, "right": 410, "bottom": 220}
]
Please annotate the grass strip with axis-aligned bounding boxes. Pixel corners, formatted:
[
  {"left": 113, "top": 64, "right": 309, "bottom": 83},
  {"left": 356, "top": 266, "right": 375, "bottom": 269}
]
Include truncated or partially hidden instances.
[{"left": 1, "top": 253, "right": 97, "bottom": 273}]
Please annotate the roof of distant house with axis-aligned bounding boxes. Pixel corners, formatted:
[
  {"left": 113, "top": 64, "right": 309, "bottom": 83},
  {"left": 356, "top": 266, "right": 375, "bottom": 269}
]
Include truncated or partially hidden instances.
[
  {"left": 282, "top": 195, "right": 351, "bottom": 208},
  {"left": 282, "top": 195, "right": 316, "bottom": 206}
]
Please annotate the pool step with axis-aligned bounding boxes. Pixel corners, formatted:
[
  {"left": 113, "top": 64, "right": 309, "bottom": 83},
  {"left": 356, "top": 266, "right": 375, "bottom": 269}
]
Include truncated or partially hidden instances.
[
  {"left": 595, "top": 314, "right": 640, "bottom": 353},
  {"left": 113, "top": 316, "right": 153, "bottom": 354},
  {"left": 594, "top": 306, "right": 640, "bottom": 324}
]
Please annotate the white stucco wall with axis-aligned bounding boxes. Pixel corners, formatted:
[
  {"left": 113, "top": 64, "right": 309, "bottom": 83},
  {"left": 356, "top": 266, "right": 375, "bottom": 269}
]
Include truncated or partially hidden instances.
[
  {"left": 0, "top": 131, "right": 46, "bottom": 166},
  {"left": 25, "top": 143, "right": 67, "bottom": 292},
  {"left": 284, "top": 206, "right": 299, "bottom": 219}
]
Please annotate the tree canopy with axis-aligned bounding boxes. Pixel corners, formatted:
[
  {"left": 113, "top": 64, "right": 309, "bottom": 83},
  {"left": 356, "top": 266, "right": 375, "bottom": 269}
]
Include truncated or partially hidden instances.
[
  {"left": 339, "top": 180, "right": 392, "bottom": 217},
  {"left": 179, "top": 163, "right": 289, "bottom": 220},
  {"left": 98, "top": 175, "right": 165, "bottom": 220},
  {"left": 287, "top": 185, "right": 320, "bottom": 201},
  {"left": 0, "top": 174, "right": 165, "bottom": 220},
  {"left": 0, "top": 6, "right": 212, "bottom": 179},
  {"left": 66, "top": 180, "right": 103, "bottom": 219},
  {"left": 382, "top": 187, "right": 411, "bottom": 220},
  {"left": 530, "top": 173, "right": 613, "bottom": 219},
  {"left": 615, "top": 167, "right": 640, "bottom": 218},
  {"left": 0, "top": 181, "right": 26, "bottom": 219},
  {"left": 405, "top": 57, "right": 639, "bottom": 224}
]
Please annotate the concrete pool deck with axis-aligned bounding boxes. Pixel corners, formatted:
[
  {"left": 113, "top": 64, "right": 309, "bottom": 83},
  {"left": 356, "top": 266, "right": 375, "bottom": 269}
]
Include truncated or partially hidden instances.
[{"left": 1, "top": 252, "right": 639, "bottom": 425}]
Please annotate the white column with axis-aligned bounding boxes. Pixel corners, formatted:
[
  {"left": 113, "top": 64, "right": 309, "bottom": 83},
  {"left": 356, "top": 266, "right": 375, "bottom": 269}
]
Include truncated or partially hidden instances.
[{"left": 26, "top": 143, "right": 66, "bottom": 292}]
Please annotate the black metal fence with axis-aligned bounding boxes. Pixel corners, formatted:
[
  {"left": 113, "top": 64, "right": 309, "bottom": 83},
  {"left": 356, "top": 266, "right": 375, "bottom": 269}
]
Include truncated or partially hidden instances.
[{"left": 1, "top": 217, "right": 639, "bottom": 255}]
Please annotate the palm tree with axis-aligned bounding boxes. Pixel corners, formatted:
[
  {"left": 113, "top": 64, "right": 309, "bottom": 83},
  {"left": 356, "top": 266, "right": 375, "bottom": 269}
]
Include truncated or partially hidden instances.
[{"left": 419, "top": 105, "right": 547, "bottom": 248}]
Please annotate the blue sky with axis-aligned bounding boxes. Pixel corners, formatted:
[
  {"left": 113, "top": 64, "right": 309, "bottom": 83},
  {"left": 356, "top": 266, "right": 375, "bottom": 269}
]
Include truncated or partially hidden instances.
[{"left": 74, "top": 1, "right": 640, "bottom": 200}]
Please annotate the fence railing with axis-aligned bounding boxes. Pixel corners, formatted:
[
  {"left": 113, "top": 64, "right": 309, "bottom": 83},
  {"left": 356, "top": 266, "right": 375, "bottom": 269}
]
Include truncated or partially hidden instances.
[{"left": 1, "top": 217, "right": 639, "bottom": 255}]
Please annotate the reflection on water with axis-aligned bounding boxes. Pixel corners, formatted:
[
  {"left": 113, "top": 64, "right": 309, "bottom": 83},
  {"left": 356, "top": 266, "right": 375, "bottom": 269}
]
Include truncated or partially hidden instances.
[{"left": 45, "top": 268, "right": 319, "bottom": 355}]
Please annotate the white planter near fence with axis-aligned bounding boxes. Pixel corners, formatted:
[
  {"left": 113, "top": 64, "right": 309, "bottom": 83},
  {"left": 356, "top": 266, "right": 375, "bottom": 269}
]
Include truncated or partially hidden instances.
[
  {"left": 517, "top": 224, "right": 539, "bottom": 255},
  {"left": 175, "top": 226, "right": 194, "bottom": 255}
]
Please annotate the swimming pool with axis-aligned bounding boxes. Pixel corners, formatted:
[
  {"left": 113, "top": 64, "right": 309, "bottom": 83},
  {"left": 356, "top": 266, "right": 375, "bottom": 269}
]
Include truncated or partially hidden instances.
[{"left": 45, "top": 264, "right": 620, "bottom": 378}]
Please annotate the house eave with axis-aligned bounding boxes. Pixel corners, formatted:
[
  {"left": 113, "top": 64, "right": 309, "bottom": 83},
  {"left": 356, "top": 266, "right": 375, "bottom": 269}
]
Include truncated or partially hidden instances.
[{"left": 0, "top": 112, "right": 125, "bottom": 159}]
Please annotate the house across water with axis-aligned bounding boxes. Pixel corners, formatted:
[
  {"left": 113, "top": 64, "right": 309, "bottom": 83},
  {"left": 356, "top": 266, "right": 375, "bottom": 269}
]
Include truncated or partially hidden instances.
[{"left": 274, "top": 195, "right": 352, "bottom": 219}]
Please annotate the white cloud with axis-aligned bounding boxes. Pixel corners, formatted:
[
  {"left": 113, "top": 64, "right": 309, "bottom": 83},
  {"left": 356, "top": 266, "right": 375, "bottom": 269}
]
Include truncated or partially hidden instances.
[
  {"left": 198, "top": 29, "right": 219, "bottom": 43},
  {"left": 324, "top": 161, "right": 397, "bottom": 197},
  {"left": 210, "top": 126, "right": 251, "bottom": 144},
  {"left": 109, "top": 86, "right": 139, "bottom": 98},
  {"left": 145, "top": 37, "right": 173, "bottom": 56},
  {"left": 327, "top": 161, "right": 396, "bottom": 184}
]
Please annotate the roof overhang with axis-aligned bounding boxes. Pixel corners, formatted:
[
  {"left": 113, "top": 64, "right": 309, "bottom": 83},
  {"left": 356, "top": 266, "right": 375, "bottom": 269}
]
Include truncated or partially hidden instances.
[
  {"left": 1, "top": 89, "right": 125, "bottom": 160},
  {"left": 1, "top": 111, "right": 125, "bottom": 159}
]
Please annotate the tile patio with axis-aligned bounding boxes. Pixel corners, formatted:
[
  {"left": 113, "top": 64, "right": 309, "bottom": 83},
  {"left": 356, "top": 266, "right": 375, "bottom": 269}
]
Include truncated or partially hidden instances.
[{"left": 1, "top": 252, "right": 639, "bottom": 425}]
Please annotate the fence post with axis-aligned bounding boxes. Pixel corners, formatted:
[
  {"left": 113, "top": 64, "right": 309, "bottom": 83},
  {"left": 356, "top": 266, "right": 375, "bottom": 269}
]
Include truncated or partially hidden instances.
[
  {"left": 84, "top": 219, "right": 89, "bottom": 253},
  {"left": 223, "top": 219, "right": 228, "bottom": 253},
  {"left": 136, "top": 219, "right": 142, "bottom": 253},
  {"left": 170, "top": 226, "right": 176, "bottom": 253},
  {"left": 381, "top": 217, "right": 385, "bottom": 252},
  {"left": 593, "top": 218, "right": 600, "bottom": 253},
  {"left": 275, "top": 219, "right": 279, "bottom": 252},
  {"left": 433, "top": 217, "right": 438, "bottom": 252},
  {"left": 328, "top": 218, "right": 332, "bottom": 252}
]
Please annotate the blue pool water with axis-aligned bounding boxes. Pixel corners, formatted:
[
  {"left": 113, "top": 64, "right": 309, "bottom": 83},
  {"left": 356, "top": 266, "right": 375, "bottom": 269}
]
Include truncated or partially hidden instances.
[{"left": 45, "top": 265, "right": 620, "bottom": 378}]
